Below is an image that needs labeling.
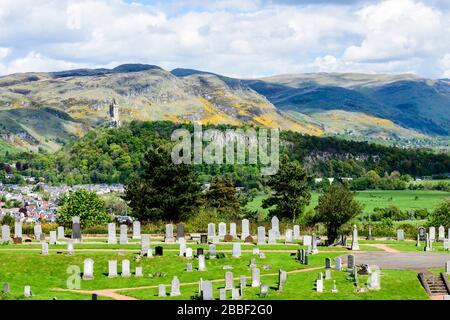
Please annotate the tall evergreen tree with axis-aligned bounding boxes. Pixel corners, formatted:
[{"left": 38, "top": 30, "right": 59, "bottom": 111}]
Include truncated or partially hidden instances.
[
  {"left": 262, "top": 157, "right": 311, "bottom": 222},
  {"left": 204, "top": 175, "right": 241, "bottom": 218},
  {"left": 123, "top": 144, "right": 201, "bottom": 222}
]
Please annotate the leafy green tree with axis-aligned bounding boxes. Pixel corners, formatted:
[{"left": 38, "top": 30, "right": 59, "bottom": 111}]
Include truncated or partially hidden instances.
[
  {"left": 314, "top": 182, "right": 363, "bottom": 244},
  {"left": 123, "top": 144, "right": 201, "bottom": 222},
  {"left": 204, "top": 175, "right": 241, "bottom": 218},
  {"left": 428, "top": 199, "right": 450, "bottom": 228},
  {"left": 58, "top": 189, "right": 111, "bottom": 227},
  {"left": 262, "top": 158, "right": 311, "bottom": 222}
]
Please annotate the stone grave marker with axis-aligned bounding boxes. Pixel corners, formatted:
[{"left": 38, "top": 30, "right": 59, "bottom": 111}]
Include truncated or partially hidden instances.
[
  {"left": 351, "top": 225, "right": 359, "bottom": 250},
  {"left": 446, "top": 261, "right": 450, "bottom": 274},
  {"left": 34, "top": 224, "right": 42, "bottom": 240},
  {"left": 271, "top": 216, "right": 280, "bottom": 238},
  {"left": 170, "top": 276, "right": 181, "bottom": 296},
  {"left": 438, "top": 225, "right": 445, "bottom": 242},
  {"left": 198, "top": 255, "right": 206, "bottom": 271},
  {"left": 241, "top": 219, "right": 250, "bottom": 240},
  {"left": 325, "top": 258, "right": 331, "bottom": 269},
  {"left": 132, "top": 221, "right": 141, "bottom": 240},
  {"left": 232, "top": 243, "right": 241, "bottom": 258},
  {"left": 158, "top": 284, "right": 166, "bottom": 297},
  {"left": 293, "top": 225, "right": 300, "bottom": 240},
  {"left": 49, "top": 231, "right": 57, "bottom": 244},
  {"left": 268, "top": 229, "right": 276, "bottom": 244},
  {"left": 200, "top": 235, "right": 208, "bottom": 244},
  {"left": 1, "top": 225, "right": 11, "bottom": 242},
  {"left": 57, "top": 226, "right": 65, "bottom": 240},
  {"left": 177, "top": 223, "right": 185, "bottom": 241},
  {"left": 197, "top": 248, "right": 204, "bottom": 257},
  {"left": 368, "top": 271, "right": 380, "bottom": 289},
  {"left": 71, "top": 216, "right": 82, "bottom": 242},
  {"left": 347, "top": 254, "right": 355, "bottom": 271},
  {"left": 257, "top": 226, "right": 266, "bottom": 245},
  {"left": 230, "top": 223, "right": 237, "bottom": 238},
  {"left": 240, "top": 275, "right": 247, "bottom": 289},
  {"left": 41, "top": 242, "right": 49, "bottom": 255},
  {"left": 209, "top": 244, "right": 217, "bottom": 258},
  {"left": 397, "top": 229, "right": 405, "bottom": 241},
  {"left": 303, "top": 235, "right": 312, "bottom": 247},
  {"left": 325, "top": 269, "right": 331, "bottom": 280},
  {"left": 135, "top": 266, "right": 143, "bottom": 277},
  {"left": 165, "top": 224, "right": 175, "bottom": 243},
  {"left": 430, "top": 227, "right": 436, "bottom": 241},
  {"left": 83, "top": 258, "right": 94, "bottom": 280},
  {"left": 202, "top": 281, "right": 213, "bottom": 300},
  {"left": 155, "top": 246, "right": 163, "bottom": 256},
  {"left": 14, "top": 221, "right": 22, "bottom": 239},
  {"left": 121, "top": 260, "right": 131, "bottom": 277},
  {"left": 219, "top": 288, "right": 226, "bottom": 300},
  {"left": 108, "top": 260, "right": 118, "bottom": 278},
  {"left": 418, "top": 227, "right": 426, "bottom": 241},
  {"left": 107, "top": 223, "right": 117, "bottom": 244},
  {"left": 225, "top": 272, "right": 234, "bottom": 290},
  {"left": 141, "top": 235, "right": 150, "bottom": 254},
  {"left": 186, "top": 263, "right": 193, "bottom": 272},
  {"left": 185, "top": 248, "right": 193, "bottom": 259},
  {"left": 316, "top": 279, "right": 323, "bottom": 292},
  {"left": 260, "top": 284, "right": 268, "bottom": 298},
  {"left": 67, "top": 240, "right": 74, "bottom": 255},
  {"left": 285, "top": 229, "right": 293, "bottom": 244},
  {"left": 179, "top": 244, "right": 187, "bottom": 256},
  {"left": 24, "top": 285, "right": 31, "bottom": 297},
  {"left": 2, "top": 282, "right": 9, "bottom": 295},
  {"left": 218, "top": 222, "right": 226, "bottom": 239},
  {"left": 251, "top": 268, "right": 261, "bottom": 287},
  {"left": 119, "top": 224, "right": 128, "bottom": 245},
  {"left": 231, "top": 288, "right": 240, "bottom": 300},
  {"left": 335, "top": 257, "right": 342, "bottom": 271},
  {"left": 207, "top": 223, "right": 216, "bottom": 237}
]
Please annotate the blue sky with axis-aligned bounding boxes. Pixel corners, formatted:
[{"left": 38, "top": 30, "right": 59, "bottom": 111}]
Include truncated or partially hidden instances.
[{"left": 0, "top": 0, "right": 449, "bottom": 78}]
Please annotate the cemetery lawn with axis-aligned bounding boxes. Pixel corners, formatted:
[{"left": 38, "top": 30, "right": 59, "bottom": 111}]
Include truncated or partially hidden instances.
[{"left": 245, "top": 190, "right": 450, "bottom": 215}]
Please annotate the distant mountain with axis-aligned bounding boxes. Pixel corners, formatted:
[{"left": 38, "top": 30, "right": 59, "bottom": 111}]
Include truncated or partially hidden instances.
[{"left": 0, "top": 65, "right": 448, "bottom": 153}]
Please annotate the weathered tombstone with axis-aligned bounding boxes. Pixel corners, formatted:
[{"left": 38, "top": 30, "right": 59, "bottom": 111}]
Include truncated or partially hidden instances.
[
  {"left": 230, "top": 223, "right": 237, "bottom": 238},
  {"left": 108, "top": 260, "right": 118, "bottom": 278},
  {"left": 429, "top": 227, "right": 436, "bottom": 241},
  {"left": 418, "top": 227, "right": 426, "bottom": 241},
  {"left": 325, "top": 258, "right": 331, "bottom": 269},
  {"left": 271, "top": 216, "right": 280, "bottom": 238},
  {"left": 121, "top": 260, "right": 131, "bottom": 277},
  {"left": 218, "top": 222, "right": 227, "bottom": 239},
  {"left": 165, "top": 224, "right": 175, "bottom": 243},
  {"left": 14, "top": 221, "right": 22, "bottom": 239},
  {"left": 397, "top": 229, "right": 404, "bottom": 241},
  {"left": 57, "top": 226, "right": 65, "bottom": 240},
  {"left": 2, "top": 282, "right": 9, "bottom": 294},
  {"left": 240, "top": 275, "right": 247, "bottom": 289},
  {"left": 311, "top": 235, "right": 319, "bottom": 254},
  {"left": 268, "top": 229, "right": 276, "bottom": 244},
  {"left": 335, "top": 257, "right": 342, "bottom": 271},
  {"left": 232, "top": 243, "right": 241, "bottom": 258},
  {"left": 368, "top": 271, "right": 380, "bottom": 289},
  {"left": 34, "top": 224, "right": 42, "bottom": 240},
  {"left": 200, "top": 235, "right": 208, "bottom": 244},
  {"left": 249, "top": 258, "right": 257, "bottom": 268},
  {"left": 219, "top": 288, "right": 226, "bottom": 300},
  {"left": 257, "top": 226, "right": 266, "bottom": 245},
  {"left": 119, "top": 224, "right": 128, "bottom": 245},
  {"left": 186, "top": 263, "right": 193, "bottom": 272},
  {"left": 132, "top": 221, "right": 141, "bottom": 240},
  {"left": 170, "top": 276, "right": 181, "bottom": 296},
  {"left": 325, "top": 269, "right": 332, "bottom": 280},
  {"left": 185, "top": 248, "right": 193, "bottom": 259},
  {"left": 198, "top": 255, "right": 206, "bottom": 271},
  {"left": 350, "top": 225, "right": 359, "bottom": 250},
  {"left": 135, "top": 266, "right": 143, "bottom": 277},
  {"left": 293, "top": 225, "right": 300, "bottom": 240},
  {"left": 241, "top": 219, "right": 250, "bottom": 240},
  {"left": 279, "top": 270, "right": 287, "bottom": 285},
  {"left": 107, "top": 223, "right": 117, "bottom": 244},
  {"left": 251, "top": 268, "right": 261, "bottom": 287},
  {"left": 83, "top": 258, "right": 94, "bottom": 280},
  {"left": 225, "top": 272, "right": 234, "bottom": 290},
  {"left": 347, "top": 254, "right": 355, "bottom": 271},
  {"left": 1, "top": 225, "right": 11, "bottom": 242},
  {"left": 231, "top": 288, "right": 240, "bottom": 300},
  {"left": 303, "top": 235, "right": 312, "bottom": 247},
  {"left": 49, "top": 231, "right": 57, "bottom": 244},
  {"left": 202, "top": 281, "right": 214, "bottom": 300},
  {"left": 179, "top": 244, "right": 187, "bottom": 256},
  {"left": 176, "top": 223, "right": 185, "bottom": 241},
  {"left": 141, "top": 235, "right": 150, "bottom": 254},
  {"left": 158, "top": 284, "right": 166, "bottom": 297},
  {"left": 24, "top": 285, "right": 31, "bottom": 297},
  {"left": 244, "top": 235, "right": 254, "bottom": 244},
  {"left": 438, "top": 225, "right": 445, "bottom": 242},
  {"left": 208, "top": 244, "right": 217, "bottom": 258},
  {"left": 260, "top": 284, "right": 269, "bottom": 297},
  {"left": 41, "top": 242, "right": 49, "bottom": 255},
  {"left": 155, "top": 246, "right": 163, "bottom": 256},
  {"left": 207, "top": 223, "right": 216, "bottom": 237},
  {"left": 71, "top": 216, "right": 82, "bottom": 242},
  {"left": 316, "top": 279, "right": 323, "bottom": 292},
  {"left": 285, "top": 229, "right": 293, "bottom": 244},
  {"left": 67, "top": 240, "right": 74, "bottom": 255}
]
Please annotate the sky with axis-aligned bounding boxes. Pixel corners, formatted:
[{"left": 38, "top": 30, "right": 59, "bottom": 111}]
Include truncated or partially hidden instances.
[{"left": 0, "top": 0, "right": 449, "bottom": 78}]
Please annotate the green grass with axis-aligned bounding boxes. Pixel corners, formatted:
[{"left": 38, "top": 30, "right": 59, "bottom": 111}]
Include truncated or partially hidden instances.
[{"left": 245, "top": 190, "right": 450, "bottom": 215}]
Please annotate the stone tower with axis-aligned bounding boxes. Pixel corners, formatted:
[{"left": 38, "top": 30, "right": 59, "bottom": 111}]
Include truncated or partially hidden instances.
[{"left": 108, "top": 98, "right": 121, "bottom": 128}]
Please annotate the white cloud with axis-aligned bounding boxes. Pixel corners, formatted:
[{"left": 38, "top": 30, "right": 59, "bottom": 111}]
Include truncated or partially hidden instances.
[{"left": 0, "top": 0, "right": 448, "bottom": 78}]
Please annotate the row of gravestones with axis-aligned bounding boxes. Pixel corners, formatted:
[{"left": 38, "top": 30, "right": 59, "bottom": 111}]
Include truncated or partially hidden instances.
[
  {"left": 397, "top": 226, "right": 450, "bottom": 242},
  {"left": 1, "top": 283, "right": 32, "bottom": 298}
]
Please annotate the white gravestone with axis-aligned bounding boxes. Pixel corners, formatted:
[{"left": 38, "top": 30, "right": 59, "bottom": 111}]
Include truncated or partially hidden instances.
[
  {"left": 158, "top": 284, "right": 166, "bottom": 297},
  {"left": 207, "top": 223, "right": 216, "bottom": 237},
  {"left": 41, "top": 242, "right": 49, "bottom": 255},
  {"left": 179, "top": 244, "right": 187, "bottom": 256},
  {"left": 351, "top": 225, "right": 360, "bottom": 250},
  {"left": 271, "top": 216, "right": 280, "bottom": 238},
  {"left": 438, "top": 225, "right": 445, "bottom": 242},
  {"left": 57, "top": 226, "right": 65, "bottom": 240},
  {"left": 232, "top": 243, "right": 241, "bottom": 258},
  {"left": 108, "top": 223, "right": 117, "bottom": 244},
  {"left": 34, "top": 224, "right": 42, "bottom": 240},
  {"left": 141, "top": 235, "right": 151, "bottom": 254},
  {"left": 430, "top": 227, "right": 436, "bottom": 241},
  {"left": 67, "top": 240, "right": 74, "bottom": 255},
  {"left": 446, "top": 261, "right": 450, "bottom": 274},
  {"left": 251, "top": 268, "right": 261, "bottom": 287},
  {"left": 219, "top": 288, "right": 226, "bottom": 300},
  {"left": 83, "top": 259, "right": 94, "bottom": 280},
  {"left": 185, "top": 248, "right": 193, "bottom": 259},
  {"left": 335, "top": 257, "right": 342, "bottom": 271},
  {"left": 303, "top": 235, "right": 312, "bottom": 246},
  {"left": 1, "top": 225, "right": 11, "bottom": 242},
  {"left": 241, "top": 219, "right": 250, "bottom": 240},
  {"left": 230, "top": 223, "right": 237, "bottom": 238},
  {"left": 135, "top": 266, "right": 143, "bottom": 277},
  {"left": 170, "top": 276, "right": 181, "bottom": 296},
  {"left": 268, "top": 229, "right": 276, "bottom": 244},
  {"left": 165, "top": 224, "right": 175, "bottom": 243},
  {"left": 132, "top": 221, "right": 141, "bottom": 240},
  {"left": 121, "top": 260, "right": 131, "bottom": 277},
  {"left": 119, "top": 225, "right": 128, "bottom": 245},
  {"left": 231, "top": 288, "right": 240, "bottom": 300},
  {"left": 257, "top": 226, "right": 266, "bottom": 245},
  {"left": 293, "top": 225, "right": 300, "bottom": 240},
  {"left": 316, "top": 279, "right": 323, "bottom": 292},
  {"left": 108, "top": 260, "right": 118, "bottom": 278},
  {"left": 198, "top": 255, "right": 206, "bottom": 271},
  {"left": 218, "top": 222, "right": 226, "bottom": 239},
  {"left": 49, "top": 231, "right": 57, "bottom": 244},
  {"left": 397, "top": 229, "right": 404, "bottom": 241},
  {"left": 225, "top": 272, "right": 234, "bottom": 290},
  {"left": 14, "top": 221, "right": 23, "bottom": 238},
  {"left": 202, "top": 281, "right": 214, "bottom": 300},
  {"left": 285, "top": 229, "right": 293, "bottom": 244},
  {"left": 368, "top": 271, "right": 380, "bottom": 289},
  {"left": 24, "top": 286, "right": 31, "bottom": 297}
]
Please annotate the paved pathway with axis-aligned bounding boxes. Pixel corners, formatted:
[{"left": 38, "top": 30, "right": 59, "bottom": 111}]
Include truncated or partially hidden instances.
[{"left": 340, "top": 252, "right": 450, "bottom": 269}]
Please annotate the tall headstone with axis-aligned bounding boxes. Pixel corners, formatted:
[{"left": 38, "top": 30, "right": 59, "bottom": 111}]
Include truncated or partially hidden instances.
[
  {"left": 83, "top": 258, "right": 94, "bottom": 280},
  {"left": 231, "top": 288, "right": 240, "bottom": 300},
  {"left": 397, "top": 229, "right": 405, "bottom": 241},
  {"left": 198, "top": 255, "right": 206, "bottom": 271},
  {"left": 71, "top": 216, "right": 82, "bottom": 242},
  {"left": 347, "top": 254, "right": 355, "bottom": 271},
  {"left": 14, "top": 221, "right": 22, "bottom": 239},
  {"left": 176, "top": 223, "right": 185, "bottom": 241},
  {"left": 325, "top": 258, "right": 332, "bottom": 269},
  {"left": 311, "top": 234, "right": 319, "bottom": 254},
  {"left": 107, "top": 223, "right": 117, "bottom": 244},
  {"left": 57, "top": 226, "right": 65, "bottom": 240},
  {"left": 132, "top": 221, "right": 141, "bottom": 240},
  {"left": 41, "top": 242, "right": 49, "bottom": 255},
  {"left": 219, "top": 288, "right": 226, "bottom": 300},
  {"left": 257, "top": 226, "right": 266, "bottom": 245},
  {"left": 49, "top": 231, "right": 57, "bottom": 244},
  {"left": 232, "top": 243, "right": 241, "bottom": 258},
  {"left": 368, "top": 271, "right": 380, "bottom": 289},
  {"left": 34, "top": 224, "right": 42, "bottom": 240},
  {"left": 202, "top": 281, "right": 214, "bottom": 300},
  {"left": 67, "top": 240, "right": 74, "bottom": 255},
  {"left": 293, "top": 225, "right": 300, "bottom": 240},
  {"left": 179, "top": 244, "right": 187, "bottom": 256},
  {"left": 24, "top": 286, "right": 31, "bottom": 297},
  {"left": 209, "top": 244, "right": 217, "bottom": 258},
  {"left": 438, "top": 225, "right": 445, "bottom": 242},
  {"left": 316, "top": 279, "right": 323, "bottom": 292},
  {"left": 271, "top": 216, "right": 280, "bottom": 238},
  {"left": 135, "top": 266, "right": 143, "bottom": 277},
  {"left": 185, "top": 248, "right": 193, "bottom": 259},
  {"left": 208, "top": 223, "right": 216, "bottom": 237},
  {"left": 170, "top": 276, "right": 181, "bottom": 296},
  {"left": 335, "top": 257, "right": 342, "bottom": 271},
  {"left": 285, "top": 229, "right": 293, "bottom": 244},
  {"left": 1, "top": 225, "right": 11, "bottom": 242},
  {"left": 351, "top": 225, "right": 359, "bottom": 250},
  {"left": 119, "top": 224, "right": 128, "bottom": 245},
  {"left": 141, "top": 234, "right": 151, "bottom": 255},
  {"left": 121, "top": 260, "right": 131, "bottom": 277},
  {"left": 418, "top": 227, "right": 426, "bottom": 241},
  {"left": 241, "top": 219, "right": 250, "bottom": 240},
  {"left": 158, "top": 284, "right": 166, "bottom": 297},
  {"left": 218, "top": 222, "right": 226, "bottom": 239},
  {"left": 251, "top": 268, "right": 261, "bottom": 287},
  {"left": 429, "top": 227, "right": 436, "bottom": 241},
  {"left": 108, "top": 260, "right": 118, "bottom": 278},
  {"left": 303, "top": 235, "right": 312, "bottom": 247},
  {"left": 268, "top": 229, "right": 276, "bottom": 244},
  {"left": 229, "top": 223, "right": 237, "bottom": 238},
  {"left": 165, "top": 224, "right": 175, "bottom": 243},
  {"left": 225, "top": 272, "right": 234, "bottom": 290}
]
